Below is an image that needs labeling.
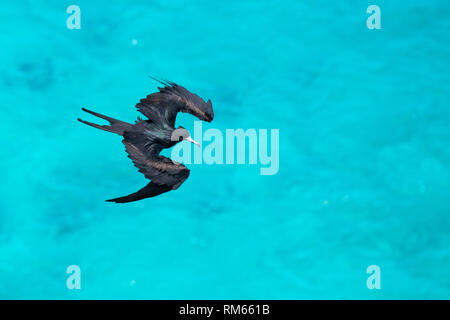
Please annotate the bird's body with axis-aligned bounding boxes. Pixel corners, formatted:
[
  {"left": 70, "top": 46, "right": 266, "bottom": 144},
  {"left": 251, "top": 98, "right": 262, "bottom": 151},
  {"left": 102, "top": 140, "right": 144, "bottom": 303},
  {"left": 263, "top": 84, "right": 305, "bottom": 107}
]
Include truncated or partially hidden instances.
[{"left": 78, "top": 79, "right": 213, "bottom": 203}]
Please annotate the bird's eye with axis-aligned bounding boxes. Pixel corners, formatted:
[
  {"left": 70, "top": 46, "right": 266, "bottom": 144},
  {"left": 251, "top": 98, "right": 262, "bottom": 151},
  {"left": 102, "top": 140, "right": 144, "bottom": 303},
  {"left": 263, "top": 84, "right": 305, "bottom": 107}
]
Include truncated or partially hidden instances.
[{"left": 179, "top": 136, "right": 184, "bottom": 142}]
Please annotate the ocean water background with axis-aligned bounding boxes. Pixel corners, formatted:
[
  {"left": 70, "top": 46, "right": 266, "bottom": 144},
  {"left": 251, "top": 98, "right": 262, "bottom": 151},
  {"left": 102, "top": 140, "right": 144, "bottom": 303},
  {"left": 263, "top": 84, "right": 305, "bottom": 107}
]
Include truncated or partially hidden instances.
[{"left": 0, "top": 0, "right": 449, "bottom": 299}]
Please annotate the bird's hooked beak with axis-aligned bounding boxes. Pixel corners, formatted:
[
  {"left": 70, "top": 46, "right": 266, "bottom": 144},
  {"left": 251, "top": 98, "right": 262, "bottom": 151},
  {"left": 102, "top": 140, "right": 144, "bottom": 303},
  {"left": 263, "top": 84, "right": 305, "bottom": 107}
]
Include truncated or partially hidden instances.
[{"left": 185, "top": 136, "right": 200, "bottom": 147}]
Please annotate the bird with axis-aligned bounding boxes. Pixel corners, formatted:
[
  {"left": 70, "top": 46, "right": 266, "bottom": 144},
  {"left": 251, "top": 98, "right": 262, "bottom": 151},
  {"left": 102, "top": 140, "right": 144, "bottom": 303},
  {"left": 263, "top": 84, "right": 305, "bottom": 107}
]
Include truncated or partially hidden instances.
[{"left": 78, "top": 78, "right": 214, "bottom": 203}]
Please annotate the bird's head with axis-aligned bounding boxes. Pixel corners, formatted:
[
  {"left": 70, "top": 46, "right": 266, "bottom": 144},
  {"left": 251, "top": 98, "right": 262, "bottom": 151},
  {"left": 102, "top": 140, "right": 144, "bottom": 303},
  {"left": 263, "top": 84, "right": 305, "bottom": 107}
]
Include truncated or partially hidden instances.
[{"left": 170, "top": 126, "right": 200, "bottom": 147}]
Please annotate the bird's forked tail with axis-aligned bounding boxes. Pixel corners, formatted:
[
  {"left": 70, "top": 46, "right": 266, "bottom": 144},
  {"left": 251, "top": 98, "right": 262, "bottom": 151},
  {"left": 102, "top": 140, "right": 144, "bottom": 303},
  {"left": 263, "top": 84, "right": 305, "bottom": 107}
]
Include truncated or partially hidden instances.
[{"left": 78, "top": 108, "right": 132, "bottom": 135}]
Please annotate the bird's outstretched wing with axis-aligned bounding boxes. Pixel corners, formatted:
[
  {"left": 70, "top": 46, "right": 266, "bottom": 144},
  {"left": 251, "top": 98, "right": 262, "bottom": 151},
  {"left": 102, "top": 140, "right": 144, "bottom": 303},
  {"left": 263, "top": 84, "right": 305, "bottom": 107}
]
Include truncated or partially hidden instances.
[
  {"left": 136, "top": 78, "right": 214, "bottom": 127},
  {"left": 106, "top": 140, "right": 189, "bottom": 203},
  {"left": 122, "top": 140, "right": 190, "bottom": 189},
  {"left": 106, "top": 182, "right": 172, "bottom": 203}
]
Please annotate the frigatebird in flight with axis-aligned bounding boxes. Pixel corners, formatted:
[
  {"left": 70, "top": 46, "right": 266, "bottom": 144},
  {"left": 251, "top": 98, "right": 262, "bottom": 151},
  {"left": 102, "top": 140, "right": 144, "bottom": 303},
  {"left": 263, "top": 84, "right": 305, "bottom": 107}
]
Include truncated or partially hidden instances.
[{"left": 78, "top": 78, "right": 214, "bottom": 203}]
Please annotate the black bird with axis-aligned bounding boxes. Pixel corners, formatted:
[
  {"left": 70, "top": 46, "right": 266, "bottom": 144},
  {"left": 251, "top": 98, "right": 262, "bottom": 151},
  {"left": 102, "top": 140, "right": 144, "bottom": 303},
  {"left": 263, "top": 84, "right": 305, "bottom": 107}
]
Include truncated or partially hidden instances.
[{"left": 78, "top": 78, "right": 214, "bottom": 203}]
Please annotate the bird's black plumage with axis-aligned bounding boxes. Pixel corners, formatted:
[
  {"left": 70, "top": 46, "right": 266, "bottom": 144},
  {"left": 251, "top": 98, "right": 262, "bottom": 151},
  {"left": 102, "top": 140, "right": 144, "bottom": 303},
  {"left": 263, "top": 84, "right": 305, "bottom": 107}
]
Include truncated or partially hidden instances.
[
  {"left": 78, "top": 79, "right": 214, "bottom": 203},
  {"left": 137, "top": 77, "right": 213, "bottom": 127}
]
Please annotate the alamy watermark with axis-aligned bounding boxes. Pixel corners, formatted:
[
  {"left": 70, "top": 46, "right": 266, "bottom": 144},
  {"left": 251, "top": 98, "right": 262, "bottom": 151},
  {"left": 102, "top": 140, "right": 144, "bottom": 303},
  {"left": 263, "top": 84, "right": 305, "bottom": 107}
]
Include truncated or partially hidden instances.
[
  {"left": 66, "top": 5, "right": 81, "bottom": 29},
  {"left": 66, "top": 265, "right": 81, "bottom": 289},
  {"left": 171, "top": 121, "right": 279, "bottom": 175},
  {"left": 366, "top": 265, "right": 381, "bottom": 290},
  {"left": 366, "top": 5, "right": 381, "bottom": 30},
  {"left": 67, "top": 5, "right": 381, "bottom": 31}
]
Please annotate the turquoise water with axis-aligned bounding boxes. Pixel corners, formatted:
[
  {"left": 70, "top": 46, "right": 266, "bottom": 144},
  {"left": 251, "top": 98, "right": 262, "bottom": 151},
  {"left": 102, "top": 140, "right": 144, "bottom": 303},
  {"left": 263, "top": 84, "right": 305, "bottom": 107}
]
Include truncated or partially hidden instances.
[{"left": 1, "top": 0, "right": 449, "bottom": 299}]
